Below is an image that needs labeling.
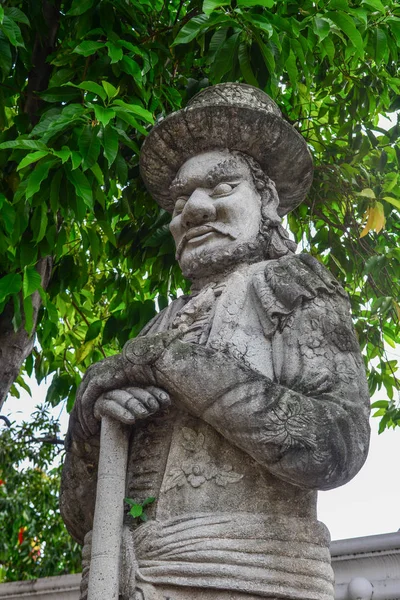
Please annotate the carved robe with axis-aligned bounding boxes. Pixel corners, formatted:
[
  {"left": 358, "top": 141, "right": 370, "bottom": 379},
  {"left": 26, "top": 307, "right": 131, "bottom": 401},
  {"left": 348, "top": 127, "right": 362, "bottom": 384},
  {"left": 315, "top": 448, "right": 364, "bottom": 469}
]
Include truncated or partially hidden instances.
[{"left": 61, "top": 253, "right": 370, "bottom": 600}]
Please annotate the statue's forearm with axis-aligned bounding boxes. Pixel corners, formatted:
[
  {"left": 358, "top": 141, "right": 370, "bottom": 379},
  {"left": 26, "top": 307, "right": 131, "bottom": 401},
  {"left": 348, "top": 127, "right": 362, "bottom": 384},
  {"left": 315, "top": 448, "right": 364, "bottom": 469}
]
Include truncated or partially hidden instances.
[{"left": 154, "top": 339, "right": 370, "bottom": 490}]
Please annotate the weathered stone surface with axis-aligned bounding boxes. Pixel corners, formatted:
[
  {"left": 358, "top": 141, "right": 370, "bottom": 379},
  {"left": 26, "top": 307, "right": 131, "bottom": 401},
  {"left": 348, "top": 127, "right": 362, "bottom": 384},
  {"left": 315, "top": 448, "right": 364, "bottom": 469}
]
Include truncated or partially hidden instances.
[{"left": 60, "top": 83, "right": 370, "bottom": 600}]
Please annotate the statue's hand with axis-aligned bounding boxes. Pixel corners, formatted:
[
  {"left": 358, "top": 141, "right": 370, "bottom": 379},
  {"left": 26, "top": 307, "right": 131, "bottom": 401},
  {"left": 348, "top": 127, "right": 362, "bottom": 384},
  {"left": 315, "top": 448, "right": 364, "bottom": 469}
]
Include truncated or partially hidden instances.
[
  {"left": 75, "top": 332, "right": 180, "bottom": 437},
  {"left": 94, "top": 386, "right": 171, "bottom": 425}
]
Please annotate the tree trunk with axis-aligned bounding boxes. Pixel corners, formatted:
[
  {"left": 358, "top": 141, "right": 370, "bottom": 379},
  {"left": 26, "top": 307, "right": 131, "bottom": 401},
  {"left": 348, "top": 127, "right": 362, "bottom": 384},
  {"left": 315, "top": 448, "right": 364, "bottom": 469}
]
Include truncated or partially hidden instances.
[
  {"left": 0, "top": 1, "right": 61, "bottom": 412},
  {"left": 0, "top": 258, "right": 52, "bottom": 411}
]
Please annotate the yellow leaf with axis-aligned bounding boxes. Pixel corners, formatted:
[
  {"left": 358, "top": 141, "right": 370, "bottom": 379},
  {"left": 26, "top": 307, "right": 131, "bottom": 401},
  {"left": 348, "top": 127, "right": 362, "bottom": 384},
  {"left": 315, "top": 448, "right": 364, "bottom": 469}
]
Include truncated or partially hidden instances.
[
  {"left": 374, "top": 201, "right": 385, "bottom": 233},
  {"left": 75, "top": 340, "right": 94, "bottom": 364},
  {"left": 359, "top": 203, "right": 385, "bottom": 237},
  {"left": 357, "top": 188, "right": 376, "bottom": 199},
  {"left": 360, "top": 206, "right": 377, "bottom": 238},
  {"left": 394, "top": 300, "right": 400, "bottom": 321}
]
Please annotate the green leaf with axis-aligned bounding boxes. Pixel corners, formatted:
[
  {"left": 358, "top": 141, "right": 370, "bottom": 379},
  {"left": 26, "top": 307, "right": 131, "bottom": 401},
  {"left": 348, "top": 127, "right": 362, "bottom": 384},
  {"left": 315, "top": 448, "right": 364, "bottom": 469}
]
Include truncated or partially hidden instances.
[
  {"left": 1, "top": 200, "right": 15, "bottom": 234},
  {"left": 375, "top": 27, "right": 387, "bottom": 64},
  {"left": 72, "top": 81, "right": 107, "bottom": 102},
  {"left": 4, "top": 7, "right": 30, "bottom": 25},
  {"left": 0, "top": 139, "right": 48, "bottom": 151},
  {"left": 258, "top": 41, "right": 275, "bottom": 72},
  {"left": 26, "top": 158, "right": 58, "bottom": 200},
  {"left": 172, "top": 14, "right": 209, "bottom": 46},
  {"left": 66, "top": 168, "right": 93, "bottom": 209},
  {"left": 67, "top": 0, "right": 95, "bottom": 16},
  {"left": 237, "top": 0, "right": 275, "bottom": 6},
  {"left": 238, "top": 42, "right": 258, "bottom": 86},
  {"left": 98, "top": 220, "right": 117, "bottom": 247},
  {"left": 31, "top": 204, "right": 48, "bottom": 243},
  {"left": 93, "top": 104, "right": 115, "bottom": 127},
  {"left": 320, "top": 35, "right": 335, "bottom": 63},
  {"left": 0, "top": 16, "right": 24, "bottom": 47},
  {"left": 371, "top": 400, "right": 389, "bottom": 409},
  {"left": 141, "top": 496, "right": 156, "bottom": 507},
  {"left": 73, "top": 41, "right": 104, "bottom": 57},
  {"left": 23, "top": 296, "right": 33, "bottom": 333},
  {"left": 0, "top": 35, "right": 12, "bottom": 79},
  {"left": 120, "top": 56, "right": 142, "bottom": 81},
  {"left": 12, "top": 293, "right": 22, "bottom": 330},
  {"left": 361, "top": 0, "right": 386, "bottom": 12},
  {"left": 129, "top": 504, "right": 143, "bottom": 518},
  {"left": 202, "top": 0, "right": 230, "bottom": 15},
  {"left": 50, "top": 170, "right": 62, "bottom": 212},
  {"left": 113, "top": 108, "right": 148, "bottom": 136},
  {"left": 17, "top": 151, "right": 49, "bottom": 171},
  {"left": 70, "top": 151, "right": 82, "bottom": 170},
  {"left": 115, "top": 153, "right": 128, "bottom": 185},
  {"left": 313, "top": 17, "right": 331, "bottom": 41},
  {"left": 382, "top": 196, "right": 400, "bottom": 210},
  {"left": 23, "top": 267, "right": 42, "bottom": 299},
  {"left": 103, "top": 125, "right": 119, "bottom": 167},
  {"left": 245, "top": 13, "right": 273, "bottom": 37},
  {"left": 39, "top": 86, "right": 81, "bottom": 102},
  {"left": 0, "top": 6, "right": 4, "bottom": 24},
  {"left": 53, "top": 148, "right": 71, "bottom": 164},
  {"left": 106, "top": 42, "right": 123, "bottom": 64},
  {"left": 0, "top": 273, "right": 22, "bottom": 302},
  {"left": 112, "top": 100, "right": 154, "bottom": 124},
  {"left": 124, "top": 497, "right": 137, "bottom": 507},
  {"left": 79, "top": 125, "right": 101, "bottom": 170},
  {"left": 285, "top": 49, "right": 298, "bottom": 89},
  {"left": 101, "top": 80, "right": 119, "bottom": 101},
  {"left": 212, "top": 32, "right": 240, "bottom": 81},
  {"left": 90, "top": 162, "right": 104, "bottom": 185},
  {"left": 87, "top": 226, "right": 101, "bottom": 262},
  {"left": 325, "top": 11, "right": 364, "bottom": 57},
  {"left": 85, "top": 320, "right": 102, "bottom": 342}
]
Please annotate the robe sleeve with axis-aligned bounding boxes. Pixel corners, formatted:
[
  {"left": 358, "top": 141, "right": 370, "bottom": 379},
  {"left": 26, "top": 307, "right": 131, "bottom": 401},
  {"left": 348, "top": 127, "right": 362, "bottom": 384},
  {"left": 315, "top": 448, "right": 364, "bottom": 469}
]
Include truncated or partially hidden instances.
[{"left": 153, "top": 254, "right": 370, "bottom": 491}]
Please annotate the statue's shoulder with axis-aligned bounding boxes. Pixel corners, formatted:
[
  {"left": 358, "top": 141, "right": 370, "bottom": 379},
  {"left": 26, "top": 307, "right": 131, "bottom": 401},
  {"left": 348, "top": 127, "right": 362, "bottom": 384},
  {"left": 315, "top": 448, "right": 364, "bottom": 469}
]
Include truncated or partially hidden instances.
[
  {"left": 138, "top": 295, "right": 189, "bottom": 337},
  {"left": 251, "top": 253, "right": 349, "bottom": 336},
  {"left": 254, "top": 252, "right": 347, "bottom": 300}
]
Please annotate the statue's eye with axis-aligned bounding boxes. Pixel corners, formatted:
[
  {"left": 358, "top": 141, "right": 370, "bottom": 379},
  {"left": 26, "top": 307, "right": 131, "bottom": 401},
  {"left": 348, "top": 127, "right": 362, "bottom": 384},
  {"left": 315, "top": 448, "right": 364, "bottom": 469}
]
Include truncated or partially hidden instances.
[
  {"left": 173, "top": 197, "right": 187, "bottom": 216},
  {"left": 211, "top": 183, "right": 234, "bottom": 197}
]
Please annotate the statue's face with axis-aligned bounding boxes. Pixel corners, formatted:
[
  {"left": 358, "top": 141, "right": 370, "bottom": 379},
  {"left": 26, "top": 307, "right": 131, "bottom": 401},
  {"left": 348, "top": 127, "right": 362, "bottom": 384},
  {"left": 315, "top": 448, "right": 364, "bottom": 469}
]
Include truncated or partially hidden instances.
[{"left": 169, "top": 150, "right": 262, "bottom": 278}]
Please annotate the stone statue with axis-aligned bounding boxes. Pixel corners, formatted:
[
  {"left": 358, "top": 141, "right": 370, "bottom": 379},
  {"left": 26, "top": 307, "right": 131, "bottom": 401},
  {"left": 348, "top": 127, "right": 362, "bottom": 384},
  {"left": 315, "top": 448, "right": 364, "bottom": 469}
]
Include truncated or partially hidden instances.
[{"left": 60, "top": 84, "right": 371, "bottom": 600}]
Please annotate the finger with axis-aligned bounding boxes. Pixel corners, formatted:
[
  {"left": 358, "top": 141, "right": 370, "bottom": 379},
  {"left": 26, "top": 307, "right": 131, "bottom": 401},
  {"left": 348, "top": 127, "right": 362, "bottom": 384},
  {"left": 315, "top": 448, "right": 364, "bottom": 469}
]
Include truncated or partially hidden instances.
[
  {"left": 145, "top": 386, "right": 171, "bottom": 408},
  {"left": 124, "top": 387, "right": 160, "bottom": 412},
  {"left": 102, "top": 388, "right": 157, "bottom": 415},
  {"left": 100, "top": 389, "right": 133, "bottom": 406},
  {"left": 124, "top": 396, "right": 153, "bottom": 418},
  {"left": 94, "top": 397, "right": 136, "bottom": 425}
]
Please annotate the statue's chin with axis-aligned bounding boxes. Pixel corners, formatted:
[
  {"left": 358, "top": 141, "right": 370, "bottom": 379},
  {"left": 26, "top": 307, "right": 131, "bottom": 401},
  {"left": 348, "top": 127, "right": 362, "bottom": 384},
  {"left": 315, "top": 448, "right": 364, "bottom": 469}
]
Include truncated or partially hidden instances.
[{"left": 178, "top": 239, "right": 266, "bottom": 281}]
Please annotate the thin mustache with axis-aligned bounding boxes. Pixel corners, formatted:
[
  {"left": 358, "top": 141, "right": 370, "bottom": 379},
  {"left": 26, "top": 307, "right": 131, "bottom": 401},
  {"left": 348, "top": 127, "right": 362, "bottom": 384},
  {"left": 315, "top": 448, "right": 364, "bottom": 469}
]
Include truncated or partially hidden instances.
[{"left": 176, "top": 224, "right": 237, "bottom": 259}]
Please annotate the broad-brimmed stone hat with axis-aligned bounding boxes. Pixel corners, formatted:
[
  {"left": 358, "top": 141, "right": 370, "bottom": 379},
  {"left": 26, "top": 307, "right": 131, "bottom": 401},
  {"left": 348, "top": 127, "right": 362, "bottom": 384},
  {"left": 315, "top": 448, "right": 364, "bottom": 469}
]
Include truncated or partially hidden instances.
[{"left": 140, "top": 83, "right": 313, "bottom": 217}]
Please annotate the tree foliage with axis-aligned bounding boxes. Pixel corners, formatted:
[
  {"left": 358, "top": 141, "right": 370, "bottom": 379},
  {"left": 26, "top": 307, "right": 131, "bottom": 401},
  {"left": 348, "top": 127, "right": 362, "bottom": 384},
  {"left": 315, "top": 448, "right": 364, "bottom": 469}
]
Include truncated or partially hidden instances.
[
  {"left": 0, "top": 407, "right": 81, "bottom": 581},
  {"left": 0, "top": 0, "right": 400, "bottom": 584},
  {"left": 0, "top": 2, "right": 399, "bottom": 428}
]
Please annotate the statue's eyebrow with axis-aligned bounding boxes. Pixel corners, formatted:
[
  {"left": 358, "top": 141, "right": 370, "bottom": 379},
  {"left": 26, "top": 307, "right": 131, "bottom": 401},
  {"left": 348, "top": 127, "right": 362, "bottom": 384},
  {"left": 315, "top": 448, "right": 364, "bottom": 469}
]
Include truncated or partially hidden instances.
[{"left": 169, "top": 159, "right": 241, "bottom": 197}]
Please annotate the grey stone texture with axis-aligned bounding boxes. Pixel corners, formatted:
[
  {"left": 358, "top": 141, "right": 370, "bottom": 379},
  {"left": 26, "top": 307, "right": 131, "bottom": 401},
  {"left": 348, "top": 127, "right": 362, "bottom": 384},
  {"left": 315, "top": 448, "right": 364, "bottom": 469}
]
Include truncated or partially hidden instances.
[{"left": 60, "top": 84, "right": 370, "bottom": 600}]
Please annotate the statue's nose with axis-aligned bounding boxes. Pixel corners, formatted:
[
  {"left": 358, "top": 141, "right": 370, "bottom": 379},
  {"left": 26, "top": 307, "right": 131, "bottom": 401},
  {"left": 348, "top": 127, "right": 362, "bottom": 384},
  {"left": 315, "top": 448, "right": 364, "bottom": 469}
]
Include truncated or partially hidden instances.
[{"left": 182, "top": 189, "right": 216, "bottom": 229}]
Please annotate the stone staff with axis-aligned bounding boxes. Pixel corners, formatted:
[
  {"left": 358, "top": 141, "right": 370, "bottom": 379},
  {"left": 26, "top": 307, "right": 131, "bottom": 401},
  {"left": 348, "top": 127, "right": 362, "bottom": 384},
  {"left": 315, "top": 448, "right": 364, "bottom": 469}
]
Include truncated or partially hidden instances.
[{"left": 87, "top": 413, "right": 129, "bottom": 600}]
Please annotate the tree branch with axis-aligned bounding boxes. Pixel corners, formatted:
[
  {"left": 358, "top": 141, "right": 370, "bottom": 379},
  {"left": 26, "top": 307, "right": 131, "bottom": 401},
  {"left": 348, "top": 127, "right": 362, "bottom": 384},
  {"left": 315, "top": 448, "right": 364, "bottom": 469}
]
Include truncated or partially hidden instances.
[{"left": 24, "top": 0, "right": 61, "bottom": 125}]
